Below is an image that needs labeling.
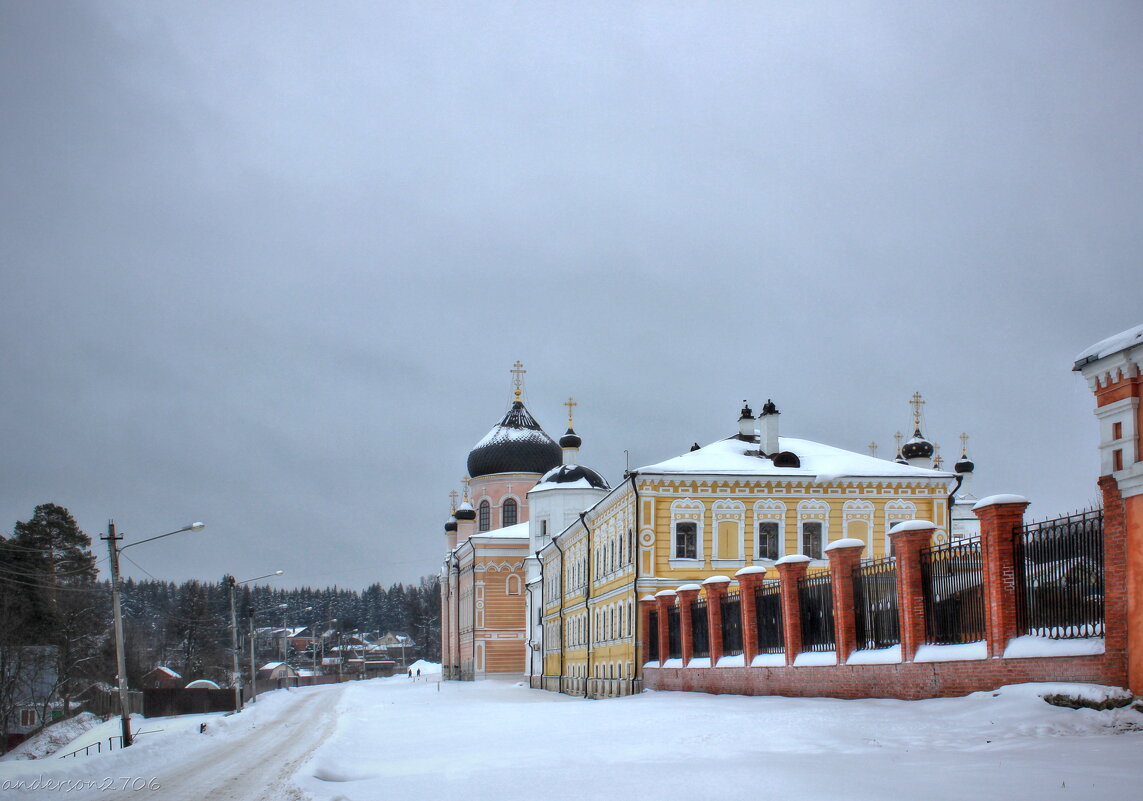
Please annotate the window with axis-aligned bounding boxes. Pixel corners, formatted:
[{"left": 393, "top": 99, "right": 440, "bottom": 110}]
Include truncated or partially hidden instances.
[
  {"left": 502, "top": 498, "right": 518, "bottom": 527},
  {"left": 1114, "top": 449, "right": 1124, "bottom": 471},
  {"left": 20, "top": 709, "right": 35, "bottom": 727},
  {"left": 541, "top": 519, "right": 548, "bottom": 538},
  {"left": 478, "top": 500, "right": 490, "bottom": 531},
  {"left": 506, "top": 574, "right": 522, "bottom": 595},
  {"left": 1112, "top": 421, "right": 1123, "bottom": 440},
  {"left": 758, "top": 521, "right": 780, "bottom": 560},
  {"left": 802, "top": 522, "right": 823, "bottom": 560},
  {"left": 674, "top": 522, "right": 698, "bottom": 559}
]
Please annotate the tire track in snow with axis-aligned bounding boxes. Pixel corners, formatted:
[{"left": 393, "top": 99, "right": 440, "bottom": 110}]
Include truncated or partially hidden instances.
[{"left": 95, "top": 685, "right": 344, "bottom": 801}]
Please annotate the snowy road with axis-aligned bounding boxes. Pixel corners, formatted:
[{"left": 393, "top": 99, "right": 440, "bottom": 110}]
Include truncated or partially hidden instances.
[
  {"left": 122, "top": 685, "right": 343, "bottom": 801},
  {"left": 2, "top": 684, "right": 346, "bottom": 801}
]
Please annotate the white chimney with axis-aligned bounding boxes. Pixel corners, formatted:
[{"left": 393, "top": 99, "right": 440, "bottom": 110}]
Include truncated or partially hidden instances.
[
  {"left": 737, "top": 401, "right": 756, "bottom": 440},
  {"left": 759, "top": 399, "right": 780, "bottom": 455}
]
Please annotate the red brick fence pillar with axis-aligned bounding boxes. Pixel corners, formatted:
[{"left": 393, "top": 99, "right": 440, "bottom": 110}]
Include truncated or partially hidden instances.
[
  {"left": 973, "top": 495, "right": 1030, "bottom": 658},
  {"left": 775, "top": 555, "right": 811, "bottom": 665},
  {"left": 639, "top": 595, "right": 657, "bottom": 665},
  {"left": 702, "top": 576, "right": 731, "bottom": 664},
  {"left": 889, "top": 521, "right": 935, "bottom": 663},
  {"left": 736, "top": 567, "right": 767, "bottom": 664},
  {"left": 654, "top": 589, "right": 676, "bottom": 665},
  {"left": 825, "top": 538, "right": 866, "bottom": 664},
  {"left": 677, "top": 584, "right": 701, "bottom": 665}
]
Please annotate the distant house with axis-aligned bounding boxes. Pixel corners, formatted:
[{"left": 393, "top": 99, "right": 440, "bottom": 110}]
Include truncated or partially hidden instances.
[
  {"left": 256, "top": 662, "right": 299, "bottom": 681},
  {"left": 1, "top": 645, "right": 59, "bottom": 749},
  {"left": 141, "top": 666, "right": 182, "bottom": 689}
]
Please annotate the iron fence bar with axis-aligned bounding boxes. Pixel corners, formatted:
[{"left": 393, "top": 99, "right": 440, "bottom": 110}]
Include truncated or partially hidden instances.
[
  {"left": 921, "top": 537, "right": 985, "bottom": 644},
  {"left": 798, "top": 572, "right": 836, "bottom": 652}
]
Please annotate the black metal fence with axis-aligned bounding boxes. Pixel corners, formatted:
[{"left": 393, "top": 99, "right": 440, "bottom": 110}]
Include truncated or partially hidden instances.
[
  {"left": 646, "top": 610, "right": 659, "bottom": 662},
  {"left": 798, "top": 571, "right": 836, "bottom": 652},
  {"left": 691, "top": 597, "right": 710, "bottom": 658},
  {"left": 1016, "top": 509, "right": 1104, "bottom": 638},
  {"left": 755, "top": 581, "right": 784, "bottom": 654},
  {"left": 667, "top": 606, "right": 682, "bottom": 660},
  {"left": 921, "top": 537, "right": 986, "bottom": 644},
  {"left": 853, "top": 556, "right": 900, "bottom": 649},
  {"left": 721, "top": 592, "right": 743, "bottom": 656}
]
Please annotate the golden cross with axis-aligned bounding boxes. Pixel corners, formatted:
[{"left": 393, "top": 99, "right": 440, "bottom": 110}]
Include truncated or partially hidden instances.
[
  {"left": 449, "top": 489, "right": 458, "bottom": 512},
  {"left": 960, "top": 432, "right": 969, "bottom": 457},
  {"left": 868, "top": 441, "right": 877, "bottom": 458},
  {"left": 460, "top": 475, "right": 471, "bottom": 501},
  {"left": 894, "top": 431, "right": 903, "bottom": 454},
  {"left": 910, "top": 392, "right": 925, "bottom": 428},
  {"left": 510, "top": 360, "right": 526, "bottom": 401},
  {"left": 564, "top": 396, "right": 577, "bottom": 427}
]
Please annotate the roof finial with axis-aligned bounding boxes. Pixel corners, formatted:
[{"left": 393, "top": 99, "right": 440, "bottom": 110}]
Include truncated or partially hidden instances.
[
  {"left": 461, "top": 475, "right": 471, "bottom": 502},
  {"left": 932, "top": 443, "right": 943, "bottom": 470},
  {"left": 960, "top": 432, "right": 970, "bottom": 458},
  {"left": 449, "top": 489, "right": 458, "bottom": 512},
  {"left": 894, "top": 430, "right": 903, "bottom": 454},
  {"left": 564, "top": 396, "right": 577, "bottom": 428},
  {"left": 868, "top": 441, "right": 878, "bottom": 458},
  {"left": 510, "top": 360, "right": 526, "bottom": 402},
  {"left": 910, "top": 391, "right": 926, "bottom": 433}
]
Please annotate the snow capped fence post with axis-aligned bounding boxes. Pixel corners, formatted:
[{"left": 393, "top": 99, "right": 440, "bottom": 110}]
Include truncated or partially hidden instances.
[
  {"left": 677, "top": 585, "right": 701, "bottom": 666},
  {"left": 702, "top": 577, "right": 730, "bottom": 664},
  {"left": 735, "top": 567, "right": 767, "bottom": 664},
  {"left": 1098, "top": 475, "right": 1132, "bottom": 689},
  {"left": 775, "top": 556, "right": 811, "bottom": 666},
  {"left": 973, "top": 495, "right": 1030, "bottom": 658},
  {"left": 889, "top": 521, "right": 936, "bottom": 663},
  {"left": 825, "top": 539, "right": 866, "bottom": 664}
]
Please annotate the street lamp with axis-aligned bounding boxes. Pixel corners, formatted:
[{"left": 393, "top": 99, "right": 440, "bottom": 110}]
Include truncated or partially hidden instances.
[
  {"left": 248, "top": 603, "right": 288, "bottom": 703},
  {"left": 102, "top": 520, "right": 204, "bottom": 748},
  {"left": 226, "top": 571, "right": 283, "bottom": 712}
]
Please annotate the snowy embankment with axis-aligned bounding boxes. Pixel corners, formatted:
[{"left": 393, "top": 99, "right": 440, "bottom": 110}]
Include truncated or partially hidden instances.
[
  {"left": 2, "top": 677, "right": 1139, "bottom": 800},
  {"left": 297, "top": 679, "right": 1142, "bottom": 801}
]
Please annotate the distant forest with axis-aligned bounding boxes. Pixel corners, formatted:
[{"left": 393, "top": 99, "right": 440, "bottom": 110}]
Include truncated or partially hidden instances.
[{"left": 1, "top": 503, "right": 439, "bottom": 740}]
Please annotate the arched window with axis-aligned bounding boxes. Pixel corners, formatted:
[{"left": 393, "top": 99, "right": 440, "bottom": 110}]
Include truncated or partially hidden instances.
[
  {"left": 502, "top": 498, "right": 518, "bottom": 527},
  {"left": 506, "top": 574, "right": 522, "bottom": 595},
  {"left": 478, "top": 500, "right": 491, "bottom": 531}
]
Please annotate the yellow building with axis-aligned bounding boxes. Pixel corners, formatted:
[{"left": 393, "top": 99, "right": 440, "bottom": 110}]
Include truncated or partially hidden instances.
[{"left": 533, "top": 401, "right": 956, "bottom": 697}]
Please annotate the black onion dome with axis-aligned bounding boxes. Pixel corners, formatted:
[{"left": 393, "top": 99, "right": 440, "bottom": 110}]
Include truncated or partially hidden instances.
[
  {"left": 444, "top": 516, "right": 458, "bottom": 532},
  {"left": 559, "top": 427, "right": 582, "bottom": 449},
  {"left": 894, "top": 453, "right": 908, "bottom": 465},
  {"left": 455, "top": 502, "right": 476, "bottom": 521},
  {"left": 901, "top": 428, "right": 935, "bottom": 460},
  {"left": 954, "top": 457, "right": 975, "bottom": 474},
  {"left": 538, "top": 464, "right": 610, "bottom": 490},
  {"left": 466, "top": 401, "right": 563, "bottom": 478}
]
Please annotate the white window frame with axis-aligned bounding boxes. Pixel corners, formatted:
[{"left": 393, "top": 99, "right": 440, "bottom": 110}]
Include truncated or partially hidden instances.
[
  {"left": 711, "top": 499, "right": 746, "bottom": 568},
  {"left": 669, "top": 499, "right": 705, "bottom": 568}
]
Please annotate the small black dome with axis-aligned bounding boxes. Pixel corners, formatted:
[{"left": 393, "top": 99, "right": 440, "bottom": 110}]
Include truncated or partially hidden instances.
[
  {"left": 954, "top": 457, "right": 975, "bottom": 474},
  {"left": 690, "top": 442, "right": 701, "bottom": 452},
  {"left": 444, "top": 516, "right": 458, "bottom": 532},
  {"left": 454, "top": 503, "right": 476, "bottom": 521},
  {"left": 467, "top": 401, "right": 563, "bottom": 478},
  {"left": 894, "top": 453, "right": 908, "bottom": 465},
  {"left": 901, "top": 429, "right": 934, "bottom": 460},
  {"left": 537, "top": 464, "right": 610, "bottom": 490},
  {"left": 559, "top": 427, "right": 582, "bottom": 449}
]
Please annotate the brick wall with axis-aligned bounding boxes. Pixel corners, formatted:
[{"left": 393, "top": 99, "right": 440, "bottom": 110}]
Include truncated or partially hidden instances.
[{"left": 643, "top": 498, "right": 1129, "bottom": 700}]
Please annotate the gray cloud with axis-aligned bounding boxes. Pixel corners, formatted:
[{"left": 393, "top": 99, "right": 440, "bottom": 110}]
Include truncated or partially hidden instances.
[{"left": 2, "top": 1, "right": 1139, "bottom": 588}]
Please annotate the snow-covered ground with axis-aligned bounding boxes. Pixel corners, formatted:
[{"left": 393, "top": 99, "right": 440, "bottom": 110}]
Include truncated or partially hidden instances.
[{"left": 3, "top": 678, "right": 1140, "bottom": 800}]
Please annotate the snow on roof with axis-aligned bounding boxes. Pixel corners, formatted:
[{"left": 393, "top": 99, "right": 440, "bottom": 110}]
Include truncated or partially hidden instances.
[
  {"left": 638, "top": 436, "right": 952, "bottom": 481},
  {"left": 261, "top": 662, "right": 285, "bottom": 670},
  {"left": 471, "top": 521, "right": 530, "bottom": 539},
  {"left": 1074, "top": 322, "right": 1143, "bottom": 367},
  {"left": 151, "top": 666, "right": 181, "bottom": 678}
]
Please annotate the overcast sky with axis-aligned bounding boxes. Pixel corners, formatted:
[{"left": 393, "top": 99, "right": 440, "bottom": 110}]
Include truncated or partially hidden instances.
[{"left": 2, "top": 2, "right": 1140, "bottom": 591}]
